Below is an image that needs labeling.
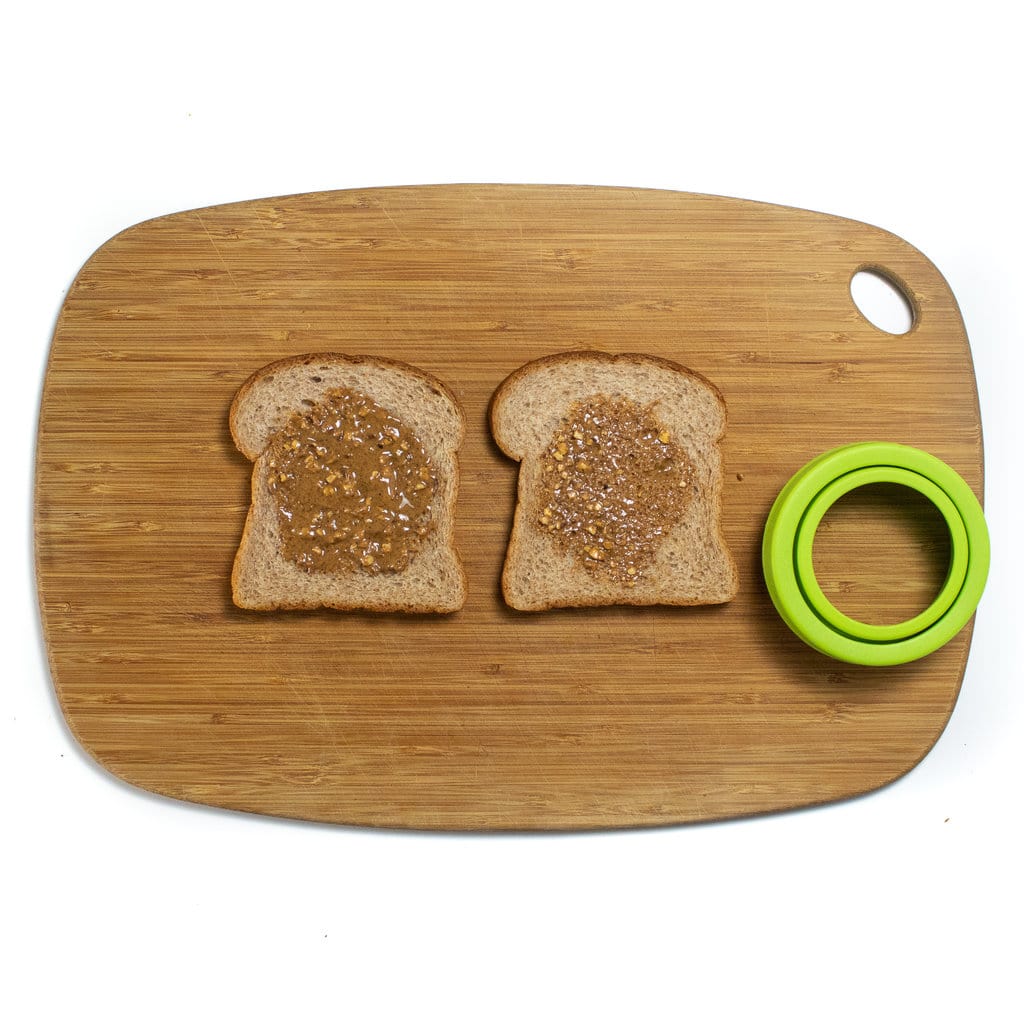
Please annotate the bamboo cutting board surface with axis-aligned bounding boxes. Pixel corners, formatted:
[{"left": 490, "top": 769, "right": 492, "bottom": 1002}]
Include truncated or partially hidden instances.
[{"left": 35, "top": 185, "right": 983, "bottom": 829}]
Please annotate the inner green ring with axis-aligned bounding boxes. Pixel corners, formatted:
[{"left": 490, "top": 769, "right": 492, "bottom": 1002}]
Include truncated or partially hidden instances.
[{"left": 793, "top": 465, "right": 969, "bottom": 642}]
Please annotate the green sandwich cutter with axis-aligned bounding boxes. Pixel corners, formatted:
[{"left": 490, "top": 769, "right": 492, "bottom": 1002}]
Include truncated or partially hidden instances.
[{"left": 762, "top": 442, "right": 989, "bottom": 666}]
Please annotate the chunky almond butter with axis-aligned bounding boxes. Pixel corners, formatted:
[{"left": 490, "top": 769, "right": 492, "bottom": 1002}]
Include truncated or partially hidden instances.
[
  {"left": 267, "top": 388, "right": 437, "bottom": 575},
  {"left": 535, "top": 395, "right": 694, "bottom": 585}
]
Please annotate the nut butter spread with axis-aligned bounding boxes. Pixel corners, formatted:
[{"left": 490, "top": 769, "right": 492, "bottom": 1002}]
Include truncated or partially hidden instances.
[
  {"left": 536, "top": 395, "right": 694, "bottom": 585},
  {"left": 266, "top": 388, "right": 437, "bottom": 574}
]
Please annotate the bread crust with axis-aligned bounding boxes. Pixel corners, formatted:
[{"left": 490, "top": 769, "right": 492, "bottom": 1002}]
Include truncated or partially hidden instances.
[
  {"left": 231, "top": 351, "right": 465, "bottom": 460},
  {"left": 490, "top": 350, "right": 738, "bottom": 611},
  {"left": 230, "top": 353, "right": 466, "bottom": 613},
  {"left": 489, "top": 349, "right": 728, "bottom": 460}
]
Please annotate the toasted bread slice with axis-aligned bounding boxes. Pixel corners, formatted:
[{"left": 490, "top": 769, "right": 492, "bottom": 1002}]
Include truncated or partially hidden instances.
[
  {"left": 490, "top": 351, "right": 738, "bottom": 611},
  {"left": 230, "top": 353, "right": 466, "bottom": 613}
]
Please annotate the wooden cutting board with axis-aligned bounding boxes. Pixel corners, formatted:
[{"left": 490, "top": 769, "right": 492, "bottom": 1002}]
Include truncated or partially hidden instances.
[{"left": 35, "top": 185, "right": 983, "bottom": 829}]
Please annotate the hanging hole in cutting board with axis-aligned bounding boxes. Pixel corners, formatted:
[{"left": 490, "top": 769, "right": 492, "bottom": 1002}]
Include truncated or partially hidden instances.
[
  {"left": 850, "top": 269, "right": 914, "bottom": 335},
  {"left": 812, "top": 482, "right": 951, "bottom": 627}
]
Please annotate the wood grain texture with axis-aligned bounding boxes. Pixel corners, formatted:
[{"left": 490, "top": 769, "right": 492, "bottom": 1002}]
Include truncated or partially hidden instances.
[{"left": 34, "top": 185, "right": 983, "bottom": 830}]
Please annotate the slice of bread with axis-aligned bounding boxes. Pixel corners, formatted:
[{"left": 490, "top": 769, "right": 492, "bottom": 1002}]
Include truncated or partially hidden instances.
[
  {"left": 230, "top": 353, "right": 466, "bottom": 613},
  {"left": 490, "top": 351, "right": 738, "bottom": 611}
]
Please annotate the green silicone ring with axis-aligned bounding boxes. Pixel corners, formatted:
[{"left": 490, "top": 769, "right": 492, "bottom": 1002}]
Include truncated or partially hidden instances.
[
  {"left": 794, "top": 465, "right": 970, "bottom": 642},
  {"left": 762, "top": 442, "right": 989, "bottom": 666}
]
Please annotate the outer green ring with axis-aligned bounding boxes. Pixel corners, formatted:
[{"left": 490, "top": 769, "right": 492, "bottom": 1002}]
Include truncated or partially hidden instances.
[
  {"left": 762, "top": 443, "right": 989, "bottom": 666},
  {"left": 794, "top": 465, "right": 969, "bottom": 642}
]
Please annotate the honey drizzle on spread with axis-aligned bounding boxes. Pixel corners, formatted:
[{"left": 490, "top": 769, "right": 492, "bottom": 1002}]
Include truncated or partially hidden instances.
[
  {"left": 536, "top": 395, "right": 694, "bottom": 585},
  {"left": 266, "top": 388, "right": 437, "bottom": 575}
]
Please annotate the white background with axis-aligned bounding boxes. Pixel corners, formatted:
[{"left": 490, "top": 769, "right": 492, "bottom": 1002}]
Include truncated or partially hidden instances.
[{"left": 4, "top": 2, "right": 1022, "bottom": 1021}]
